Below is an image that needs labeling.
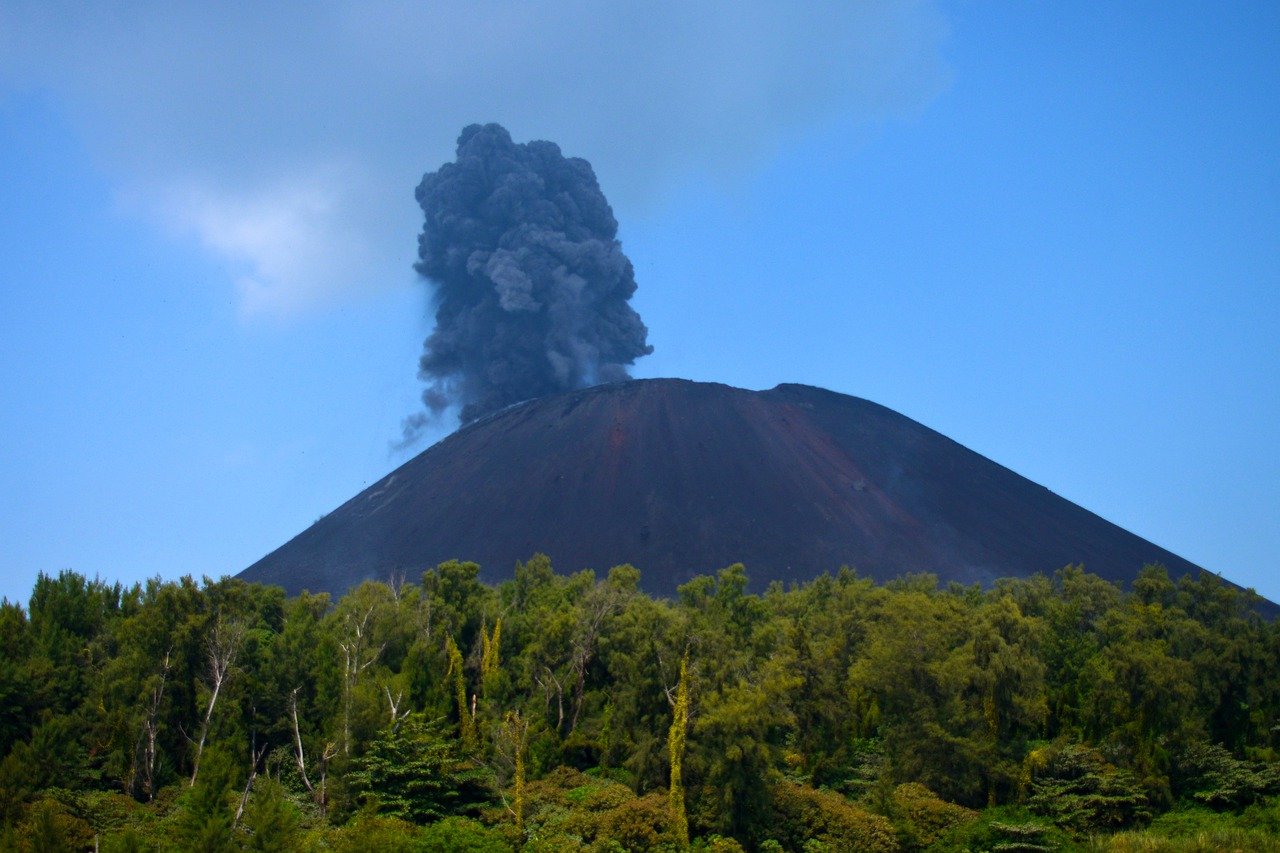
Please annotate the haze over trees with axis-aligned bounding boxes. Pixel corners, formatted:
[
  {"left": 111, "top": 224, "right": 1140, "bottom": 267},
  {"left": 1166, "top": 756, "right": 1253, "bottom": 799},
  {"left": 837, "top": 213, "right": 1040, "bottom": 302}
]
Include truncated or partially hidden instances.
[{"left": 1, "top": 559, "right": 1278, "bottom": 851}]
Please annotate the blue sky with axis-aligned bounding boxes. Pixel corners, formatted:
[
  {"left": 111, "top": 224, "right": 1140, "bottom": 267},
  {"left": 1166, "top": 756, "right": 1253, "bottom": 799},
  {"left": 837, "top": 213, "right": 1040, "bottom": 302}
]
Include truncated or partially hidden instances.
[{"left": 1, "top": 2, "right": 1277, "bottom": 605}]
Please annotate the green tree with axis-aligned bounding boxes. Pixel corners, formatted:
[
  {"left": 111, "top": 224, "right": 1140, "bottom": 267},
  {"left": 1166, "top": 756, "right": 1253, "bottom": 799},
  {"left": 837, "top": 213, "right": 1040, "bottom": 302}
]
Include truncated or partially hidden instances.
[
  {"left": 966, "top": 594, "right": 1047, "bottom": 803},
  {"left": 348, "top": 713, "right": 491, "bottom": 824},
  {"left": 668, "top": 650, "right": 690, "bottom": 847},
  {"left": 1026, "top": 742, "right": 1151, "bottom": 835},
  {"left": 1038, "top": 565, "right": 1121, "bottom": 739},
  {"left": 0, "top": 601, "right": 33, "bottom": 757},
  {"left": 241, "top": 778, "right": 302, "bottom": 852},
  {"left": 1175, "top": 741, "right": 1280, "bottom": 809},
  {"left": 172, "top": 747, "right": 238, "bottom": 853},
  {"left": 847, "top": 580, "right": 983, "bottom": 804},
  {"left": 689, "top": 654, "right": 799, "bottom": 842},
  {"left": 418, "top": 816, "right": 512, "bottom": 853},
  {"left": 27, "top": 570, "right": 122, "bottom": 716}
]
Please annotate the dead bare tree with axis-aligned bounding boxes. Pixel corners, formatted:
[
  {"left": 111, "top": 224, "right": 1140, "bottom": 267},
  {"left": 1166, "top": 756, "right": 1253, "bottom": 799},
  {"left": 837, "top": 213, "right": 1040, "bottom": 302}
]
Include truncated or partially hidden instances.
[
  {"left": 534, "top": 666, "right": 566, "bottom": 733},
  {"left": 317, "top": 741, "right": 338, "bottom": 818},
  {"left": 339, "top": 605, "right": 385, "bottom": 756},
  {"left": 137, "top": 649, "right": 171, "bottom": 800},
  {"left": 568, "top": 583, "right": 626, "bottom": 731},
  {"left": 418, "top": 589, "right": 434, "bottom": 640},
  {"left": 286, "top": 683, "right": 342, "bottom": 817},
  {"left": 387, "top": 569, "right": 408, "bottom": 602},
  {"left": 288, "top": 687, "right": 316, "bottom": 796},
  {"left": 190, "top": 615, "right": 244, "bottom": 786},
  {"left": 385, "top": 684, "right": 410, "bottom": 732},
  {"left": 233, "top": 739, "right": 269, "bottom": 827}
]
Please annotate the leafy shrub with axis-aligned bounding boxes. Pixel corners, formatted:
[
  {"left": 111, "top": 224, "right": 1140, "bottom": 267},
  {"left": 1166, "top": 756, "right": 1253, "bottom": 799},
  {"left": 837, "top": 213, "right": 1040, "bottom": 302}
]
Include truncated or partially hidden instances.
[
  {"left": 100, "top": 828, "right": 150, "bottom": 853},
  {"left": 418, "top": 815, "right": 512, "bottom": 852},
  {"left": 1027, "top": 743, "right": 1151, "bottom": 835},
  {"left": 985, "top": 820, "right": 1055, "bottom": 853},
  {"left": 1174, "top": 742, "right": 1280, "bottom": 809},
  {"left": 17, "top": 797, "right": 95, "bottom": 852},
  {"left": 699, "top": 835, "right": 746, "bottom": 852},
  {"left": 56, "top": 789, "right": 146, "bottom": 839},
  {"left": 321, "top": 813, "right": 422, "bottom": 852},
  {"left": 923, "top": 806, "right": 1066, "bottom": 853},
  {"left": 519, "top": 765, "right": 639, "bottom": 849},
  {"left": 530, "top": 766, "right": 632, "bottom": 812},
  {"left": 767, "top": 781, "right": 899, "bottom": 852},
  {"left": 596, "top": 792, "right": 675, "bottom": 852},
  {"left": 1241, "top": 795, "right": 1280, "bottom": 834},
  {"left": 889, "top": 782, "right": 977, "bottom": 848}
]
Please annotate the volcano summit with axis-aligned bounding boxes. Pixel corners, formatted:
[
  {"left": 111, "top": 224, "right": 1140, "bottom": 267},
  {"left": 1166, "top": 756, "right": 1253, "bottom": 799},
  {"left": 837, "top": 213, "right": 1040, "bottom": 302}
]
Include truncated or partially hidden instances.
[{"left": 240, "top": 379, "right": 1252, "bottom": 604}]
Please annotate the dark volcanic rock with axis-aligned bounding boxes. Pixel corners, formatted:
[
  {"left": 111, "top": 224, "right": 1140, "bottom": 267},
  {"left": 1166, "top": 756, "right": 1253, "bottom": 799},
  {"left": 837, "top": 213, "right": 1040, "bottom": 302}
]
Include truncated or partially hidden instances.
[{"left": 239, "top": 379, "right": 1247, "bottom": 603}]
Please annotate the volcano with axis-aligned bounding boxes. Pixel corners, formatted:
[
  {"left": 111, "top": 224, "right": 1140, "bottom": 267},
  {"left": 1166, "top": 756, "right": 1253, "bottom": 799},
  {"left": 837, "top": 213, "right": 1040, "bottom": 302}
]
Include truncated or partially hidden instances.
[{"left": 240, "top": 379, "right": 1249, "bottom": 603}]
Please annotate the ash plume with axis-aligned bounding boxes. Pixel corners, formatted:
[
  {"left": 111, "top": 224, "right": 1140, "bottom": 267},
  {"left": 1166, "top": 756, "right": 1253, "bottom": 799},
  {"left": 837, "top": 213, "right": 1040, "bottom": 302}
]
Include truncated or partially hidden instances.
[{"left": 403, "top": 123, "right": 652, "bottom": 436}]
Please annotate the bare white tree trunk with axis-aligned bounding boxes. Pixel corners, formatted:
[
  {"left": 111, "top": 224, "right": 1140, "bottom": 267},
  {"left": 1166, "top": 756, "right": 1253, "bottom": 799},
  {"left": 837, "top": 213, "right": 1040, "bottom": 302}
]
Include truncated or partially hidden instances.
[
  {"left": 339, "top": 606, "right": 384, "bottom": 756},
  {"left": 387, "top": 569, "right": 407, "bottom": 601},
  {"left": 535, "top": 666, "right": 565, "bottom": 733},
  {"left": 318, "top": 741, "right": 337, "bottom": 818},
  {"left": 233, "top": 741, "right": 268, "bottom": 826},
  {"left": 569, "top": 584, "right": 623, "bottom": 731},
  {"left": 139, "top": 649, "right": 171, "bottom": 800},
  {"left": 385, "top": 684, "right": 409, "bottom": 731},
  {"left": 288, "top": 687, "right": 315, "bottom": 796},
  {"left": 190, "top": 616, "right": 244, "bottom": 786},
  {"left": 289, "top": 687, "right": 340, "bottom": 818}
]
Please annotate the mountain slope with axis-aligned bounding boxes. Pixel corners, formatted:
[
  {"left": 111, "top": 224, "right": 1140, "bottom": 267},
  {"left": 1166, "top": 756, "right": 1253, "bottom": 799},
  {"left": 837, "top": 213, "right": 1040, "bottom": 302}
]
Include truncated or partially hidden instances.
[{"left": 239, "top": 379, "right": 1242, "bottom": 602}]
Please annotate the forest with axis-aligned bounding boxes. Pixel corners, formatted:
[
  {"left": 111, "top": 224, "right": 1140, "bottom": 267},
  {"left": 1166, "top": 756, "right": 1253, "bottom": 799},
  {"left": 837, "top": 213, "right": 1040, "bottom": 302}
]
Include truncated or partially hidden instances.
[{"left": 1, "top": 558, "right": 1278, "bottom": 852}]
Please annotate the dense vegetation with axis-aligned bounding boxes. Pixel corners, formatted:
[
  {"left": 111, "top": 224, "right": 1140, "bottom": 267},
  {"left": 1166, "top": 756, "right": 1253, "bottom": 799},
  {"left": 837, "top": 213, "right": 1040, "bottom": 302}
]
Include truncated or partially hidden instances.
[{"left": 1, "top": 558, "right": 1278, "bottom": 851}]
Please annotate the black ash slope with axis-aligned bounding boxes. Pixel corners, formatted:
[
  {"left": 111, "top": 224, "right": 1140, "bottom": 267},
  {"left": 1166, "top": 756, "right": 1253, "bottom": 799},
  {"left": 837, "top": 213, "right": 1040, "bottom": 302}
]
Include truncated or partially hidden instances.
[{"left": 240, "top": 380, "right": 1259, "bottom": 608}]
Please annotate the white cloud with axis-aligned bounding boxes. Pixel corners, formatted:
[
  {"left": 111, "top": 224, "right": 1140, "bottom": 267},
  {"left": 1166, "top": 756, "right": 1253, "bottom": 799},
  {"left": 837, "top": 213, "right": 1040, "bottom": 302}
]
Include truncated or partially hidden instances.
[
  {"left": 1, "top": 1, "right": 949, "bottom": 317},
  {"left": 149, "top": 166, "right": 392, "bottom": 317}
]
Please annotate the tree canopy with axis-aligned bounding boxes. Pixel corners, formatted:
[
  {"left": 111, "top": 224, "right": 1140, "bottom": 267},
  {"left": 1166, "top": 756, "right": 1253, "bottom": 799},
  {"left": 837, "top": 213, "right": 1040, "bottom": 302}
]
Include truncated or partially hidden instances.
[{"left": 0, "top": 560, "right": 1278, "bottom": 850}]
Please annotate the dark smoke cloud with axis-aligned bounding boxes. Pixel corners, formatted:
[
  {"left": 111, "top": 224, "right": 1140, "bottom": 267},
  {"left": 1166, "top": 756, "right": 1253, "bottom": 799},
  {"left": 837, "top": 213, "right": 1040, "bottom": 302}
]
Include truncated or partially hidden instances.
[{"left": 403, "top": 123, "right": 652, "bottom": 435}]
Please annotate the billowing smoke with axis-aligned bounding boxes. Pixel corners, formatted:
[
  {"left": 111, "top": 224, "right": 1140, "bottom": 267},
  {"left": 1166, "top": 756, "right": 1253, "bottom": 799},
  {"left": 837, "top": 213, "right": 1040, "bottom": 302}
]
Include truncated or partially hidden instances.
[{"left": 403, "top": 123, "right": 652, "bottom": 436}]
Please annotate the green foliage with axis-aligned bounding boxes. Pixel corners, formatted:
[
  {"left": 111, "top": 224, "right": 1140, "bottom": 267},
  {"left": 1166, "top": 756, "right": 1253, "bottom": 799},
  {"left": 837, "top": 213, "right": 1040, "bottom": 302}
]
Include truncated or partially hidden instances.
[
  {"left": 767, "top": 781, "right": 899, "bottom": 852},
  {"left": 597, "top": 791, "right": 676, "bottom": 851},
  {"left": 418, "top": 815, "right": 513, "bottom": 852},
  {"left": 699, "top": 836, "right": 746, "bottom": 853},
  {"left": 1, "top": 561, "right": 1279, "bottom": 850},
  {"left": 1175, "top": 741, "right": 1280, "bottom": 809},
  {"left": 984, "top": 819, "right": 1054, "bottom": 853},
  {"left": 27, "top": 571, "right": 122, "bottom": 712},
  {"left": 0, "top": 602, "right": 33, "bottom": 758},
  {"left": 515, "top": 766, "right": 667, "bottom": 850},
  {"left": 171, "top": 747, "right": 238, "bottom": 852},
  {"left": 1093, "top": 802, "right": 1280, "bottom": 852},
  {"left": 1027, "top": 742, "right": 1151, "bottom": 835},
  {"left": 100, "top": 828, "right": 150, "bottom": 853},
  {"left": 321, "top": 812, "right": 422, "bottom": 851},
  {"left": 25, "top": 715, "right": 91, "bottom": 791},
  {"left": 888, "top": 782, "right": 978, "bottom": 849},
  {"left": 668, "top": 650, "right": 690, "bottom": 846},
  {"left": 0, "top": 747, "right": 34, "bottom": 827},
  {"left": 241, "top": 778, "right": 302, "bottom": 852},
  {"left": 348, "top": 712, "right": 491, "bottom": 823},
  {"left": 16, "top": 797, "right": 94, "bottom": 853},
  {"left": 923, "top": 806, "right": 1067, "bottom": 853}
]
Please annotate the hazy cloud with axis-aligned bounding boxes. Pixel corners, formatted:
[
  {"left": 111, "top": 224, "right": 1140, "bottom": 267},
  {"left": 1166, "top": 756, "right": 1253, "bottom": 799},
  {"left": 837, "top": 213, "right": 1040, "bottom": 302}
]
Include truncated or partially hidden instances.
[{"left": 0, "top": 1, "right": 949, "bottom": 316}]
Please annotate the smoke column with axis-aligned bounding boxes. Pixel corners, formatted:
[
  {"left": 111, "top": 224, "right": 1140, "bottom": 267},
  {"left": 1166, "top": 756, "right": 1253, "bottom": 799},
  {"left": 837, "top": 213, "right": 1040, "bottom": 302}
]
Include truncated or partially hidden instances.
[{"left": 404, "top": 123, "right": 652, "bottom": 435}]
